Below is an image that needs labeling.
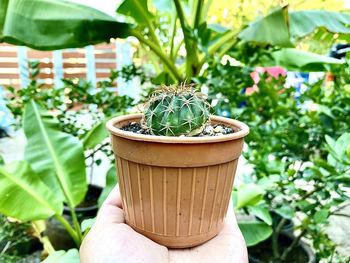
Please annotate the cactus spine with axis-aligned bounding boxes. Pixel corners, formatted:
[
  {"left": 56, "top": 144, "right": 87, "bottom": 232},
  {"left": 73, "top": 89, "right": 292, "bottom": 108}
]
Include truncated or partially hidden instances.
[{"left": 143, "top": 85, "right": 210, "bottom": 136}]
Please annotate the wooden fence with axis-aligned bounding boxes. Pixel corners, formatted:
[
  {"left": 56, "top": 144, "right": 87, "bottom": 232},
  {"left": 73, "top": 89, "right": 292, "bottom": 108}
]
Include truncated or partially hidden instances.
[{"left": 0, "top": 40, "right": 132, "bottom": 89}]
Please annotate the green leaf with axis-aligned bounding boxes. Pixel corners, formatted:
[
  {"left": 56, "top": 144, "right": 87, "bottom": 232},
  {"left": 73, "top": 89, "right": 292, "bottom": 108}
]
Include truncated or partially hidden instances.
[
  {"left": 117, "top": 0, "right": 154, "bottom": 25},
  {"left": 0, "top": 0, "right": 131, "bottom": 50},
  {"left": 0, "top": 161, "right": 63, "bottom": 221},
  {"left": 238, "top": 6, "right": 293, "bottom": 47},
  {"left": 314, "top": 209, "right": 329, "bottom": 224},
  {"left": 23, "top": 100, "right": 87, "bottom": 207},
  {"left": 258, "top": 174, "right": 280, "bottom": 189},
  {"left": 270, "top": 48, "right": 343, "bottom": 71},
  {"left": 235, "top": 184, "right": 264, "bottom": 209},
  {"left": 326, "top": 133, "right": 350, "bottom": 164},
  {"left": 82, "top": 120, "right": 108, "bottom": 150},
  {"left": 238, "top": 221, "right": 272, "bottom": 247},
  {"left": 42, "top": 249, "right": 79, "bottom": 263},
  {"left": 275, "top": 205, "right": 295, "bottom": 220},
  {"left": 289, "top": 11, "right": 350, "bottom": 40},
  {"left": 98, "top": 166, "right": 118, "bottom": 206},
  {"left": 248, "top": 205, "right": 272, "bottom": 226},
  {"left": 81, "top": 218, "right": 96, "bottom": 232}
]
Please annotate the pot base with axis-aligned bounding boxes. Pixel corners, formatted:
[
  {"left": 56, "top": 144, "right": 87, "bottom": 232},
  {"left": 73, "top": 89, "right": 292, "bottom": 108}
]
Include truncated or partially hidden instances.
[{"left": 128, "top": 220, "right": 223, "bottom": 248}]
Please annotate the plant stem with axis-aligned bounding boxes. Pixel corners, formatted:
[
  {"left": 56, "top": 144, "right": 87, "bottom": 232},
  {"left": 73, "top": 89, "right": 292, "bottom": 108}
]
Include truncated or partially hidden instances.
[
  {"left": 193, "top": 0, "right": 203, "bottom": 28},
  {"left": 173, "top": 0, "right": 198, "bottom": 77},
  {"left": 280, "top": 229, "right": 307, "bottom": 261},
  {"left": 130, "top": 29, "right": 183, "bottom": 82},
  {"left": 170, "top": 14, "right": 178, "bottom": 60},
  {"left": 331, "top": 212, "right": 350, "bottom": 218},
  {"left": 197, "top": 30, "right": 238, "bottom": 70},
  {"left": 85, "top": 142, "right": 109, "bottom": 160},
  {"left": 272, "top": 218, "right": 287, "bottom": 259},
  {"left": 69, "top": 205, "right": 83, "bottom": 242},
  {"left": 55, "top": 214, "right": 80, "bottom": 246}
]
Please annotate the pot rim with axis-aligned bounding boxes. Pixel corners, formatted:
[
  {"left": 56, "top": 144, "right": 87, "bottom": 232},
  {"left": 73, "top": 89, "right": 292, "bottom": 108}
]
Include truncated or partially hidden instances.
[{"left": 106, "top": 113, "right": 249, "bottom": 144}]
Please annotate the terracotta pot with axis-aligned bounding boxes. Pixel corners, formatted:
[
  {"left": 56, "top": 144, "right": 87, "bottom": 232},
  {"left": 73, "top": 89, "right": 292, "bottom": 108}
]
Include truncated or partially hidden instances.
[{"left": 106, "top": 113, "right": 249, "bottom": 248}]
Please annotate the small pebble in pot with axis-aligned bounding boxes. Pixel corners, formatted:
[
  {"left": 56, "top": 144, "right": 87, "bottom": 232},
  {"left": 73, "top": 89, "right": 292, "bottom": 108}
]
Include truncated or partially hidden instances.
[
  {"left": 213, "top": 125, "right": 223, "bottom": 133},
  {"left": 204, "top": 126, "right": 214, "bottom": 135}
]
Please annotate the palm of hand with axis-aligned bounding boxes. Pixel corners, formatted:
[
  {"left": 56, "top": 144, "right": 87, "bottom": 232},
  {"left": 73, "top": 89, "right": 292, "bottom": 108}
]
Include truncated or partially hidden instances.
[{"left": 80, "top": 187, "right": 248, "bottom": 263}]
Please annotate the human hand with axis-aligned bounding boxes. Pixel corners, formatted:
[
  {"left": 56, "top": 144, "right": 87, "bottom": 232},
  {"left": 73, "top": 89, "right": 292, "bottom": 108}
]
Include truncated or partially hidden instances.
[{"left": 80, "top": 186, "right": 248, "bottom": 263}]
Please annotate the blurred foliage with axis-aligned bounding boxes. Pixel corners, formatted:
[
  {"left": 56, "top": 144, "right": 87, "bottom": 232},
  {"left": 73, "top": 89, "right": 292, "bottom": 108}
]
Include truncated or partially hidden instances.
[
  {"left": 198, "top": 57, "right": 350, "bottom": 260},
  {"left": 208, "top": 0, "right": 346, "bottom": 28},
  {"left": 6, "top": 61, "right": 133, "bottom": 137},
  {"left": 0, "top": 214, "right": 38, "bottom": 262},
  {"left": 208, "top": 0, "right": 348, "bottom": 55}
]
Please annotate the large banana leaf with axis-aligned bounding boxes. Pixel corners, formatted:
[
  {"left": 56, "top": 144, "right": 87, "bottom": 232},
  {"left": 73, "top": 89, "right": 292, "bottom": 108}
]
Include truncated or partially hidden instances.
[
  {"left": 0, "top": 0, "right": 131, "bottom": 50},
  {"left": 270, "top": 48, "right": 343, "bottom": 71},
  {"left": 238, "top": 6, "right": 293, "bottom": 47},
  {"left": 23, "top": 100, "right": 87, "bottom": 207},
  {"left": 0, "top": 161, "right": 63, "bottom": 221},
  {"left": 290, "top": 10, "right": 350, "bottom": 40},
  {"left": 117, "top": 0, "right": 154, "bottom": 25},
  {"left": 239, "top": 6, "right": 350, "bottom": 47}
]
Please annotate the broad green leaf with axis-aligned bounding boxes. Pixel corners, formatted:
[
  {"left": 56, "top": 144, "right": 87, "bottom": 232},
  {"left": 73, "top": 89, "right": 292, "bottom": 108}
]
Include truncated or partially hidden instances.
[
  {"left": 42, "top": 249, "right": 79, "bottom": 263},
  {"left": 0, "top": 161, "right": 63, "bottom": 221},
  {"left": 238, "top": 221, "right": 272, "bottom": 247},
  {"left": 313, "top": 209, "right": 329, "bottom": 224},
  {"left": 82, "top": 120, "right": 108, "bottom": 150},
  {"left": 117, "top": 0, "right": 154, "bottom": 25},
  {"left": 248, "top": 205, "right": 272, "bottom": 226},
  {"left": 0, "top": 0, "right": 131, "bottom": 50},
  {"left": 236, "top": 184, "right": 264, "bottom": 209},
  {"left": 238, "top": 6, "right": 293, "bottom": 47},
  {"left": 275, "top": 204, "right": 294, "bottom": 220},
  {"left": 270, "top": 48, "right": 343, "bottom": 71},
  {"left": 23, "top": 100, "right": 87, "bottom": 207},
  {"left": 347, "top": 144, "right": 350, "bottom": 160},
  {"left": 98, "top": 166, "right": 118, "bottom": 206},
  {"left": 289, "top": 11, "right": 350, "bottom": 40}
]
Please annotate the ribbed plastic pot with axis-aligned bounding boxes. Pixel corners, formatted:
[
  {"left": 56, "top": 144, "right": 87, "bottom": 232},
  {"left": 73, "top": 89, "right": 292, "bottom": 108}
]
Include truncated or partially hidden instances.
[{"left": 106, "top": 113, "right": 249, "bottom": 248}]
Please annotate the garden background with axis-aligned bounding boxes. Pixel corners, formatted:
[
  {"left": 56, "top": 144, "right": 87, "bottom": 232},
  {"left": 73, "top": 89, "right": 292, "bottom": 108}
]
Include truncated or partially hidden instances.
[{"left": 1, "top": 0, "right": 350, "bottom": 262}]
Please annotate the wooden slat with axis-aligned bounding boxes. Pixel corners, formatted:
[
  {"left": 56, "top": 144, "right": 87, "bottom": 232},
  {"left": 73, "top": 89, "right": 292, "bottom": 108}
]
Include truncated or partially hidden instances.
[
  {"left": 95, "top": 62, "right": 116, "bottom": 69},
  {"left": 27, "top": 51, "right": 52, "bottom": 59},
  {"left": 64, "top": 72, "right": 86, "bottom": 78},
  {"left": 96, "top": 72, "right": 112, "bottom": 78},
  {"left": 63, "top": 62, "right": 86, "bottom": 68},
  {"left": 0, "top": 62, "right": 18, "bottom": 68},
  {"left": 0, "top": 51, "right": 17, "bottom": 57},
  {"left": 95, "top": 53, "right": 116, "bottom": 59},
  {"left": 38, "top": 62, "right": 53, "bottom": 69},
  {"left": 62, "top": 52, "right": 85, "bottom": 58},
  {"left": 0, "top": 73, "right": 19, "bottom": 78},
  {"left": 37, "top": 72, "right": 54, "bottom": 79}
]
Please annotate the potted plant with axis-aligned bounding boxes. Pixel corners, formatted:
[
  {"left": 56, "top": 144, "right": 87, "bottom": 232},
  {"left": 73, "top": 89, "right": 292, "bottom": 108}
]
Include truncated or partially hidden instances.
[{"left": 106, "top": 84, "right": 249, "bottom": 248}]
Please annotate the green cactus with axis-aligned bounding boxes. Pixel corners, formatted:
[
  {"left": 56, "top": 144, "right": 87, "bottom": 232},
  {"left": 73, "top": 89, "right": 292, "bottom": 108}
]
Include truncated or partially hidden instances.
[{"left": 143, "top": 85, "right": 210, "bottom": 136}]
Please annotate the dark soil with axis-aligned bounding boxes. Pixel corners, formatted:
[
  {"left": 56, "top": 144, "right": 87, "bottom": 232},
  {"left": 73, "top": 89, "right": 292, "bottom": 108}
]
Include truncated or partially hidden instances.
[
  {"left": 248, "top": 234, "right": 310, "bottom": 263},
  {"left": 121, "top": 121, "right": 235, "bottom": 137}
]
